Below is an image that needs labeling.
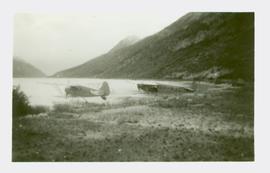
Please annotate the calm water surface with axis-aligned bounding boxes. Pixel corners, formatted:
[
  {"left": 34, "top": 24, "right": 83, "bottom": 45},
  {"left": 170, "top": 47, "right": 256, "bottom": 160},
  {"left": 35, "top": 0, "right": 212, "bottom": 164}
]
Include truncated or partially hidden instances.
[{"left": 13, "top": 78, "right": 190, "bottom": 106}]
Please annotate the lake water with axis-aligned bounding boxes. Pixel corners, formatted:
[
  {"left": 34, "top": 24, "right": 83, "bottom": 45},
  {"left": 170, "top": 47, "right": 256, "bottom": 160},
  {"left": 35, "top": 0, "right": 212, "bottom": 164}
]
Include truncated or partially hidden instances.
[{"left": 13, "top": 78, "right": 191, "bottom": 106}]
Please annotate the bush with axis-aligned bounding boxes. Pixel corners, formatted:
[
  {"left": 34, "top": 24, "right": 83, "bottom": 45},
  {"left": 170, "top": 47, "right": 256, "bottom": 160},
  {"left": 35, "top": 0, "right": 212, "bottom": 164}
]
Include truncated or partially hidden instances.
[
  {"left": 13, "top": 86, "right": 49, "bottom": 117},
  {"left": 13, "top": 86, "right": 31, "bottom": 117}
]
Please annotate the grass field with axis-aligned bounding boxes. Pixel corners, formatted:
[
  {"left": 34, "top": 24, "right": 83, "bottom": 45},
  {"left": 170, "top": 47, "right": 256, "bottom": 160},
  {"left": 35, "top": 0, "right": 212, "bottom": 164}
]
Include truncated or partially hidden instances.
[{"left": 12, "top": 82, "right": 254, "bottom": 161}]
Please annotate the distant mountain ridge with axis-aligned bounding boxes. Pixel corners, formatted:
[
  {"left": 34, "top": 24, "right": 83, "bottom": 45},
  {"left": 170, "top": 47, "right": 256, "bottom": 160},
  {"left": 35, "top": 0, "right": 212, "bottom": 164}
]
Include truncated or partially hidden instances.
[
  {"left": 13, "top": 58, "right": 46, "bottom": 78},
  {"left": 108, "top": 35, "right": 140, "bottom": 53},
  {"left": 53, "top": 12, "right": 254, "bottom": 81}
]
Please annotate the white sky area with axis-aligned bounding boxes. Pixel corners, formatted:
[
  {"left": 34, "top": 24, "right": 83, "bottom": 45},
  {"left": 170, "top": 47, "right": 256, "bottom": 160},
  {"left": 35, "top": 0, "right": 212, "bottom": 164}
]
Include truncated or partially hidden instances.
[{"left": 14, "top": 11, "right": 186, "bottom": 75}]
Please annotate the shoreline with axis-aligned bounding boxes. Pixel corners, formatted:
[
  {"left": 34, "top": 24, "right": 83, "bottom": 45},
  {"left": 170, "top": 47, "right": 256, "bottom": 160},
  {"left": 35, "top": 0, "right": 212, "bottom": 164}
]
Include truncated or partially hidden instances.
[{"left": 12, "top": 82, "right": 254, "bottom": 161}]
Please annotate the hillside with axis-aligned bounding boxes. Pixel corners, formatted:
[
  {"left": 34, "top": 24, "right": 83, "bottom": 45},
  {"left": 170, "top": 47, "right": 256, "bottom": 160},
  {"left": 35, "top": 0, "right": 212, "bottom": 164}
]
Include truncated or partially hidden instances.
[
  {"left": 108, "top": 35, "right": 140, "bottom": 53},
  {"left": 13, "top": 58, "right": 46, "bottom": 78},
  {"left": 53, "top": 12, "right": 254, "bottom": 81}
]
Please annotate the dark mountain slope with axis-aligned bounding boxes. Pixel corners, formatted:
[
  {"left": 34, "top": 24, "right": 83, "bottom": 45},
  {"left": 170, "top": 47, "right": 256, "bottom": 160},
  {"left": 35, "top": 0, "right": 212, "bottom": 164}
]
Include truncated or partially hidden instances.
[
  {"left": 54, "top": 12, "right": 254, "bottom": 81},
  {"left": 108, "top": 35, "right": 140, "bottom": 53},
  {"left": 13, "top": 58, "right": 46, "bottom": 78}
]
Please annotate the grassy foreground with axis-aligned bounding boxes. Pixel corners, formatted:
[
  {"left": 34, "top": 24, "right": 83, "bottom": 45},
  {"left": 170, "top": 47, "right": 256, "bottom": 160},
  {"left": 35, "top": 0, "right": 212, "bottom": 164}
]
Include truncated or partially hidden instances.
[{"left": 12, "top": 82, "right": 254, "bottom": 161}]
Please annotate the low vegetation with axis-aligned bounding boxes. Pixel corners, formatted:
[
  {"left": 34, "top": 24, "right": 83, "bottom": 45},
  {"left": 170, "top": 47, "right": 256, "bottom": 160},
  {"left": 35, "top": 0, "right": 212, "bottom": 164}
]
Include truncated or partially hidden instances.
[{"left": 12, "top": 83, "right": 254, "bottom": 161}]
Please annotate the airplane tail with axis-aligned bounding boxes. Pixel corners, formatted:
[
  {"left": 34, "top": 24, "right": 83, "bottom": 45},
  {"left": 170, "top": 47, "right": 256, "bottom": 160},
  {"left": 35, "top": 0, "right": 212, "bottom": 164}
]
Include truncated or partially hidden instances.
[{"left": 98, "top": 81, "right": 110, "bottom": 100}]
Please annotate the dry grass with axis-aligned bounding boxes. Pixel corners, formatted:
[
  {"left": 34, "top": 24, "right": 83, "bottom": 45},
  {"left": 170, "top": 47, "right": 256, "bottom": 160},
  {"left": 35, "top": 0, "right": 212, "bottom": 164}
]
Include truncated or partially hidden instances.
[{"left": 12, "top": 83, "right": 254, "bottom": 161}]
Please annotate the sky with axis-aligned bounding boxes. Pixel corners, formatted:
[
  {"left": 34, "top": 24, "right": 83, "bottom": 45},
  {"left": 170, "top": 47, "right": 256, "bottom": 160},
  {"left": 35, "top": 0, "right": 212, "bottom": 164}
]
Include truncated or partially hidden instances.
[{"left": 14, "top": 11, "right": 186, "bottom": 75}]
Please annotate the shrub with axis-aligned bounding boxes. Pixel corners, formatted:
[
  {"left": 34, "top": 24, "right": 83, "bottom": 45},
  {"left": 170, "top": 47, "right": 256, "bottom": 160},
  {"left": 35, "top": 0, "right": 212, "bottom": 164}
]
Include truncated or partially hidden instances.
[
  {"left": 13, "top": 86, "right": 31, "bottom": 117},
  {"left": 13, "top": 86, "right": 49, "bottom": 117}
]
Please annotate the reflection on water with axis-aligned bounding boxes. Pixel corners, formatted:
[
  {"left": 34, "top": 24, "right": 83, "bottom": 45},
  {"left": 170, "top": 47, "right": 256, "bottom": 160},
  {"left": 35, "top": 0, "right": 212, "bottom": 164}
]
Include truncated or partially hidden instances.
[{"left": 13, "top": 78, "right": 189, "bottom": 106}]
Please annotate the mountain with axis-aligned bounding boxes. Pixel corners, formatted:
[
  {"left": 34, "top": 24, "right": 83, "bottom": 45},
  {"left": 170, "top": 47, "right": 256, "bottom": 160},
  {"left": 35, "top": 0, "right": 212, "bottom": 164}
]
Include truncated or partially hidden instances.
[
  {"left": 13, "top": 58, "right": 46, "bottom": 78},
  {"left": 108, "top": 36, "right": 140, "bottom": 53},
  {"left": 53, "top": 12, "right": 254, "bottom": 81}
]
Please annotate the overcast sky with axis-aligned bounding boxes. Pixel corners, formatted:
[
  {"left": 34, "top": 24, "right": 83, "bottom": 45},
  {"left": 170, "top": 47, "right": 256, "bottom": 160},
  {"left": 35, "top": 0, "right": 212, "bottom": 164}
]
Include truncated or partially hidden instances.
[{"left": 14, "top": 11, "right": 186, "bottom": 75}]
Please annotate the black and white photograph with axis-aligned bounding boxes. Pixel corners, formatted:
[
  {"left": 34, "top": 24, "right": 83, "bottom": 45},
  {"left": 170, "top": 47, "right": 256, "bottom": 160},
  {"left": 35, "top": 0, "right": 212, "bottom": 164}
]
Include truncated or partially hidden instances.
[{"left": 12, "top": 11, "right": 254, "bottom": 162}]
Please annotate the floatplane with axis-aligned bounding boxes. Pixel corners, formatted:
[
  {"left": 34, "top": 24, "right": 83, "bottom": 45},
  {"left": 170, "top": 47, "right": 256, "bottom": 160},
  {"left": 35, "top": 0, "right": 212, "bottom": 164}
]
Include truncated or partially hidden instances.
[
  {"left": 137, "top": 82, "right": 194, "bottom": 93},
  {"left": 65, "top": 81, "right": 110, "bottom": 100},
  {"left": 40, "top": 81, "right": 110, "bottom": 100}
]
